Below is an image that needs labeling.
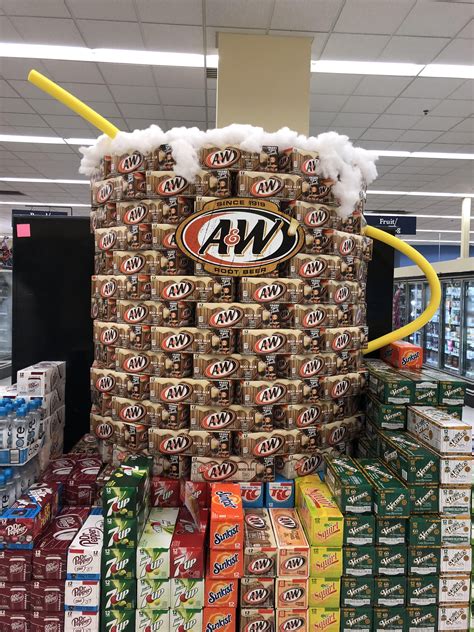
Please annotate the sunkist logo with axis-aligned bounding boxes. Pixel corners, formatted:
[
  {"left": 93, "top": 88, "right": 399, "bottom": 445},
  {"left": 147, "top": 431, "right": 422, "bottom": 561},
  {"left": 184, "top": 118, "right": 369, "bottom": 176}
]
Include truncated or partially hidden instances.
[{"left": 175, "top": 199, "right": 304, "bottom": 276}]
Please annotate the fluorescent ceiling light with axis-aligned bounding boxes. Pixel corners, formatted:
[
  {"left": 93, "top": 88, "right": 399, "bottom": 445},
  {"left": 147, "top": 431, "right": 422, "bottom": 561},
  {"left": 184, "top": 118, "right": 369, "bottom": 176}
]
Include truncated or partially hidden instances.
[
  {"left": 0, "top": 177, "right": 88, "bottom": 184},
  {"left": 406, "top": 239, "right": 474, "bottom": 244},
  {"left": 0, "top": 43, "right": 217, "bottom": 68},
  {"left": 0, "top": 201, "right": 89, "bottom": 207},
  {"left": 417, "top": 229, "right": 474, "bottom": 233},
  {"left": 65, "top": 138, "right": 96, "bottom": 146},
  {"left": 365, "top": 212, "right": 464, "bottom": 219},
  {"left": 376, "top": 150, "right": 474, "bottom": 160},
  {"left": 311, "top": 60, "right": 423, "bottom": 76},
  {"left": 0, "top": 134, "right": 65, "bottom": 144},
  {"left": 368, "top": 190, "right": 474, "bottom": 198},
  {"left": 375, "top": 151, "right": 412, "bottom": 158},
  {"left": 420, "top": 64, "right": 474, "bottom": 79}
]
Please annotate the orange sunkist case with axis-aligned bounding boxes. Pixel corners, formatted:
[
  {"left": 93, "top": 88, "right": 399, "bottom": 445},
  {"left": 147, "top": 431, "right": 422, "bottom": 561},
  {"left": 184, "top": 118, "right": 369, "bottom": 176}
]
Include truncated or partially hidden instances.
[
  {"left": 210, "top": 483, "right": 244, "bottom": 550},
  {"left": 380, "top": 340, "right": 423, "bottom": 369},
  {"left": 208, "top": 548, "right": 244, "bottom": 579},
  {"left": 204, "top": 578, "right": 238, "bottom": 608},
  {"left": 203, "top": 608, "right": 236, "bottom": 632}
]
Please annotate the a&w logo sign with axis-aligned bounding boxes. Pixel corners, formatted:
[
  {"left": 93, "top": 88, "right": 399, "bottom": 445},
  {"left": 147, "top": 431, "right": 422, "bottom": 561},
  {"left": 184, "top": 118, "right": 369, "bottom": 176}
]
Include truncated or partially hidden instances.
[{"left": 175, "top": 199, "right": 304, "bottom": 276}]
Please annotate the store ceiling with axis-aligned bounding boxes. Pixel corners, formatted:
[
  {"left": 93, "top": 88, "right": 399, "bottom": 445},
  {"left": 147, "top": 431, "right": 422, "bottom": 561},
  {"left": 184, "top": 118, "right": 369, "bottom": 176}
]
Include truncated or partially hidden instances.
[{"left": 0, "top": 0, "right": 472, "bottom": 242}]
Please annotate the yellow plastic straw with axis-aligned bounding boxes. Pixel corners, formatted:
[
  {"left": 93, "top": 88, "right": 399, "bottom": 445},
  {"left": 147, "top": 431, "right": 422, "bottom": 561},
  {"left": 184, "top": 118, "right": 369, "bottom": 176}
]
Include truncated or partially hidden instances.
[
  {"left": 26, "top": 69, "right": 442, "bottom": 354},
  {"left": 28, "top": 69, "right": 120, "bottom": 139},
  {"left": 362, "top": 225, "right": 441, "bottom": 354}
]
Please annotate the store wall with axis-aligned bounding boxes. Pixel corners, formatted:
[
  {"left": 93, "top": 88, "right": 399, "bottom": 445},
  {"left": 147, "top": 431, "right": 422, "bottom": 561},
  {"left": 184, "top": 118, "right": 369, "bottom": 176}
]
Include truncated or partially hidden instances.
[{"left": 395, "top": 244, "right": 474, "bottom": 267}]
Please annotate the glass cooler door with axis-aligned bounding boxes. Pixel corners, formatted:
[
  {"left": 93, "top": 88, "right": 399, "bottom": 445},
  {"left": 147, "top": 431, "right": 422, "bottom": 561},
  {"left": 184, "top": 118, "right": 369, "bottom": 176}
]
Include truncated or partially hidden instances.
[
  {"left": 392, "top": 281, "right": 407, "bottom": 331},
  {"left": 407, "top": 282, "right": 423, "bottom": 346},
  {"left": 423, "top": 283, "right": 441, "bottom": 368},
  {"left": 463, "top": 280, "right": 474, "bottom": 379},
  {"left": 442, "top": 279, "right": 463, "bottom": 374}
]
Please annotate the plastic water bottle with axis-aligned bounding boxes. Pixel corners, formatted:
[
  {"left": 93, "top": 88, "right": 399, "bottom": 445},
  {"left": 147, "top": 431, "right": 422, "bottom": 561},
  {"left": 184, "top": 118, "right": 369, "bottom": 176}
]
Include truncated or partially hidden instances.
[
  {"left": 0, "top": 473, "right": 9, "bottom": 514},
  {"left": 0, "top": 407, "right": 9, "bottom": 449},
  {"left": 26, "top": 403, "right": 37, "bottom": 445},
  {"left": 11, "top": 467, "right": 21, "bottom": 500},
  {"left": 11, "top": 408, "right": 27, "bottom": 450},
  {"left": 2, "top": 468, "right": 15, "bottom": 507}
]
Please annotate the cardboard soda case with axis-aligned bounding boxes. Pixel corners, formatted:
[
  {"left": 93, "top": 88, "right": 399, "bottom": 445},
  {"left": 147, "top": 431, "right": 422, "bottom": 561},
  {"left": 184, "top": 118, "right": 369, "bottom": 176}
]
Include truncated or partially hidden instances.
[
  {"left": 308, "top": 608, "right": 340, "bottom": 632},
  {"left": 374, "top": 577, "right": 406, "bottom": 606},
  {"left": 64, "top": 580, "right": 100, "bottom": 611},
  {"left": 375, "top": 518, "right": 407, "bottom": 545},
  {"left": 170, "top": 578, "right": 204, "bottom": 609},
  {"left": 203, "top": 608, "right": 237, "bottom": 632},
  {"left": 380, "top": 340, "right": 423, "bottom": 369},
  {"left": 310, "top": 547, "right": 344, "bottom": 578},
  {"left": 265, "top": 474, "right": 295, "bottom": 508},
  {"left": 344, "top": 514, "right": 375, "bottom": 546},
  {"left": 205, "top": 578, "right": 238, "bottom": 608},
  {"left": 407, "top": 406, "right": 472, "bottom": 455},
  {"left": 243, "top": 508, "right": 278, "bottom": 577},
  {"left": 376, "top": 431, "right": 440, "bottom": 486},
  {"left": 66, "top": 508, "right": 104, "bottom": 580},
  {"left": 241, "top": 576, "right": 275, "bottom": 608},
  {"left": 324, "top": 455, "right": 373, "bottom": 514},
  {"left": 340, "top": 607, "right": 373, "bottom": 632},
  {"left": 374, "top": 545, "right": 407, "bottom": 576},
  {"left": 102, "top": 465, "right": 149, "bottom": 518},
  {"left": 207, "top": 548, "right": 244, "bottom": 579},
  {"left": 270, "top": 508, "right": 310, "bottom": 577},
  {"left": 409, "top": 515, "right": 471, "bottom": 547},
  {"left": 64, "top": 610, "right": 100, "bottom": 632},
  {"left": 170, "top": 506, "right": 207, "bottom": 578},
  {"left": 136, "top": 578, "right": 170, "bottom": 609},
  {"left": 0, "top": 550, "right": 31, "bottom": 582},
  {"left": 240, "top": 608, "right": 276, "bottom": 631},
  {"left": 209, "top": 483, "right": 244, "bottom": 550},
  {"left": 297, "top": 482, "right": 344, "bottom": 547},
  {"left": 136, "top": 508, "right": 179, "bottom": 579},
  {"left": 342, "top": 546, "right": 375, "bottom": 577},
  {"left": 135, "top": 609, "right": 169, "bottom": 631},
  {"left": 101, "top": 547, "right": 136, "bottom": 580},
  {"left": 100, "top": 610, "right": 135, "bottom": 632},
  {"left": 240, "top": 481, "right": 265, "bottom": 507},
  {"left": 358, "top": 459, "right": 411, "bottom": 517},
  {"left": 340, "top": 577, "right": 373, "bottom": 607},
  {"left": 308, "top": 577, "right": 340, "bottom": 608}
]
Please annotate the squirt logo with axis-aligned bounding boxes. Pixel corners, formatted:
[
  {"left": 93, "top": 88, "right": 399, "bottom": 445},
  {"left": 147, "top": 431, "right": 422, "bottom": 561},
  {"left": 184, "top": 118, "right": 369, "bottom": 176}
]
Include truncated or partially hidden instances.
[{"left": 175, "top": 198, "right": 304, "bottom": 276}]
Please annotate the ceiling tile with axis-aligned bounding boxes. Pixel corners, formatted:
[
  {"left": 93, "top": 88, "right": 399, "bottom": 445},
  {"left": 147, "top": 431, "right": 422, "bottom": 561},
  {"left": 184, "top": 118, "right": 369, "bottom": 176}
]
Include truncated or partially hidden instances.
[
  {"left": 397, "top": 129, "right": 443, "bottom": 143},
  {"left": 334, "top": 0, "right": 414, "bottom": 34},
  {"left": 321, "top": 33, "right": 390, "bottom": 60},
  {"left": 354, "top": 76, "right": 412, "bottom": 97},
  {"left": 99, "top": 64, "right": 155, "bottom": 87},
  {"left": 311, "top": 74, "right": 363, "bottom": 95},
  {"left": 153, "top": 67, "right": 205, "bottom": 90},
  {"left": 0, "top": 16, "right": 22, "bottom": 41},
  {"left": 0, "top": 80, "right": 21, "bottom": 99},
  {"left": 309, "top": 112, "right": 337, "bottom": 126},
  {"left": 67, "top": 0, "right": 137, "bottom": 21},
  {"left": 109, "top": 85, "right": 159, "bottom": 104},
  {"left": 397, "top": 1, "right": 473, "bottom": 37},
  {"left": 411, "top": 116, "right": 463, "bottom": 131},
  {"left": 206, "top": 27, "right": 267, "bottom": 53},
  {"left": 3, "top": 113, "right": 49, "bottom": 127},
  {"left": 360, "top": 128, "right": 405, "bottom": 141},
  {"left": 167, "top": 120, "right": 207, "bottom": 130},
  {"left": 434, "top": 131, "right": 474, "bottom": 144},
  {"left": 9, "top": 16, "right": 84, "bottom": 45},
  {"left": 271, "top": 0, "right": 343, "bottom": 32},
  {"left": 342, "top": 95, "right": 394, "bottom": 114},
  {"left": 373, "top": 114, "right": 421, "bottom": 129},
  {"left": 332, "top": 112, "right": 379, "bottom": 127},
  {"left": 310, "top": 94, "right": 348, "bottom": 111},
  {"left": 457, "top": 18, "right": 474, "bottom": 38},
  {"left": 76, "top": 19, "right": 144, "bottom": 49},
  {"left": 433, "top": 38, "right": 474, "bottom": 64},
  {"left": 378, "top": 36, "right": 450, "bottom": 64},
  {"left": 400, "top": 77, "right": 465, "bottom": 99},
  {"left": 126, "top": 119, "right": 167, "bottom": 131},
  {"left": 0, "top": 58, "right": 49, "bottom": 80},
  {"left": 450, "top": 118, "right": 474, "bottom": 132},
  {"left": 118, "top": 103, "right": 165, "bottom": 119},
  {"left": 159, "top": 87, "right": 206, "bottom": 106},
  {"left": 163, "top": 105, "right": 206, "bottom": 121},
  {"left": 206, "top": 0, "right": 274, "bottom": 28},
  {"left": 430, "top": 100, "right": 473, "bottom": 117},
  {"left": 2, "top": 0, "right": 71, "bottom": 17},
  {"left": 0, "top": 97, "right": 35, "bottom": 114},
  {"left": 60, "top": 83, "right": 114, "bottom": 103},
  {"left": 448, "top": 81, "right": 474, "bottom": 100},
  {"left": 142, "top": 23, "right": 203, "bottom": 54},
  {"left": 386, "top": 97, "right": 442, "bottom": 116},
  {"left": 42, "top": 61, "right": 104, "bottom": 83},
  {"left": 136, "top": 0, "right": 203, "bottom": 25}
]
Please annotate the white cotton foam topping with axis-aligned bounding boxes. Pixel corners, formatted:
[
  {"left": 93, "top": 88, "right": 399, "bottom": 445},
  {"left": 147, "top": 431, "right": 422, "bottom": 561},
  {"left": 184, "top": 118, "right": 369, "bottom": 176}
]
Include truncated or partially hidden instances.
[{"left": 79, "top": 123, "right": 378, "bottom": 218}]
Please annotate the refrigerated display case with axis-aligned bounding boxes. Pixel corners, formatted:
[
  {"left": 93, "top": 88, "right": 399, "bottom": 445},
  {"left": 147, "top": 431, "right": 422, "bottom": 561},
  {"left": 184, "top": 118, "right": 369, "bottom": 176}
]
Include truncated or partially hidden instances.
[
  {"left": 407, "top": 281, "right": 424, "bottom": 347},
  {"left": 0, "top": 269, "right": 12, "bottom": 379},
  {"left": 424, "top": 282, "right": 441, "bottom": 368},
  {"left": 392, "top": 281, "right": 407, "bottom": 330},
  {"left": 463, "top": 280, "right": 474, "bottom": 380},
  {"left": 443, "top": 280, "right": 463, "bottom": 373}
]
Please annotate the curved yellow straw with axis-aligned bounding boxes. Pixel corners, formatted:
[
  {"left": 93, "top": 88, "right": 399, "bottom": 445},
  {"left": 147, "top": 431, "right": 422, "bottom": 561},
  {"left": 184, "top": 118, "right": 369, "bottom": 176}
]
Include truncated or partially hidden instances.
[
  {"left": 28, "top": 69, "right": 119, "bottom": 139},
  {"left": 27, "top": 69, "right": 441, "bottom": 355},
  {"left": 362, "top": 225, "right": 441, "bottom": 354}
]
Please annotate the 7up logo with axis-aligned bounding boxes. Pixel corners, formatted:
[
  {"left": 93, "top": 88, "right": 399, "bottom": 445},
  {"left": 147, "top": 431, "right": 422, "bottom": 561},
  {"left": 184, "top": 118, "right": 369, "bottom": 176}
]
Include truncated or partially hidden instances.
[{"left": 106, "top": 493, "right": 131, "bottom": 516}]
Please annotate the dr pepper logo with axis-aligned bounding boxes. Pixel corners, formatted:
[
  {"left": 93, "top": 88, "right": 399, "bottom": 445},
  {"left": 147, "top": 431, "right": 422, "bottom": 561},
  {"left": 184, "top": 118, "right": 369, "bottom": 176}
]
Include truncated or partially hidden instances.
[{"left": 175, "top": 198, "right": 304, "bottom": 276}]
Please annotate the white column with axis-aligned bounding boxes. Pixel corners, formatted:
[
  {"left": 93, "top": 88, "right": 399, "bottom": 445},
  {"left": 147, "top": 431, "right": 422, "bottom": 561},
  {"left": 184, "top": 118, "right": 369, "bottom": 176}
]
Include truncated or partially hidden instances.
[
  {"left": 216, "top": 33, "right": 312, "bottom": 134},
  {"left": 460, "top": 197, "right": 471, "bottom": 259}
]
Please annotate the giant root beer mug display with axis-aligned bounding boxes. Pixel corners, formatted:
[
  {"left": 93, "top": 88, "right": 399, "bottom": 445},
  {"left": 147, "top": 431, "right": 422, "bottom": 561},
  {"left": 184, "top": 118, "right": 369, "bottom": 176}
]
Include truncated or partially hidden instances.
[{"left": 87, "top": 135, "right": 374, "bottom": 478}]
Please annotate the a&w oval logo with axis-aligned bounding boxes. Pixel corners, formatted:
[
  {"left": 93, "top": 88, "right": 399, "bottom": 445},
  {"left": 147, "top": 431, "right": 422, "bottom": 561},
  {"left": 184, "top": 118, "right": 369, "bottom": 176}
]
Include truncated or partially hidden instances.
[
  {"left": 304, "top": 206, "right": 329, "bottom": 227},
  {"left": 100, "top": 327, "right": 118, "bottom": 345},
  {"left": 253, "top": 282, "right": 285, "bottom": 302},
  {"left": 255, "top": 334, "right": 285, "bottom": 354},
  {"left": 205, "top": 359, "right": 239, "bottom": 378},
  {"left": 156, "top": 175, "right": 188, "bottom": 196},
  {"left": 243, "top": 587, "right": 270, "bottom": 605},
  {"left": 201, "top": 461, "right": 238, "bottom": 481},
  {"left": 175, "top": 199, "right": 304, "bottom": 277},
  {"left": 95, "top": 375, "right": 115, "bottom": 393},
  {"left": 250, "top": 177, "right": 284, "bottom": 197},
  {"left": 331, "top": 379, "right": 351, "bottom": 398},
  {"left": 282, "top": 587, "right": 304, "bottom": 603},
  {"left": 302, "top": 308, "right": 326, "bottom": 327},
  {"left": 205, "top": 148, "right": 240, "bottom": 168},
  {"left": 100, "top": 279, "right": 116, "bottom": 298},
  {"left": 300, "top": 258, "right": 326, "bottom": 278},
  {"left": 284, "top": 556, "right": 306, "bottom": 571},
  {"left": 254, "top": 435, "right": 284, "bottom": 457},
  {"left": 245, "top": 621, "right": 271, "bottom": 632},
  {"left": 255, "top": 384, "right": 286, "bottom": 405},
  {"left": 122, "top": 354, "right": 149, "bottom": 373},
  {"left": 339, "top": 237, "right": 355, "bottom": 256},
  {"left": 245, "top": 514, "right": 267, "bottom": 530},
  {"left": 247, "top": 556, "right": 274, "bottom": 575},
  {"left": 119, "top": 403, "right": 146, "bottom": 422},
  {"left": 334, "top": 285, "right": 350, "bottom": 303},
  {"left": 295, "top": 454, "right": 322, "bottom": 476},
  {"left": 209, "top": 308, "right": 243, "bottom": 328},
  {"left": 97, "top": 182, "right": 113, "bottom": 204},
  {"left": 161, "top": 384, "right": 191, "bottom": 402},
  {"left": 299, "top": 357, "right": 324, "bottom": 377},
  {"left": 277, "top": 515, "right": 297, "bottom": 530},
  {"left": 332, "top": 331, "right": 351, "bottom": 351},
  {"left": 99, "top": 231, "right": 116, "bottom": 251},
  {"left": 161, "top": 280, "right": 194, "bottom": 300},
  {"left": 123, "top": 204, "right": 147, "bottom": 224},
  {"left": 301, "top": 157, "right": 319, "bottom": 175},
  {"left": 297, "top": 406, "right": 321, "bottom": 427},
  {"left": 119, "top": 254, "right": 145, "bottom": 274},
  {"left": 118, "top": 151, "right": 143, "bottom": 174},
  {"left": 201, "top": 410, "right": 235, "bottom": 430},
  {"left": 281, "top": 618, "right": 305, "bottom": 631},
  {"left": 161, "top": 332, "right": 193, "bottom": 351},
  {"left": 160, "top": 435, "right": 192, "bottom": 454},
  {"left": 124, "top": 304, "right": 149, "bottom": 323},
  {"left": 329, "top": 426, "right": 347, "bottom": 445}
]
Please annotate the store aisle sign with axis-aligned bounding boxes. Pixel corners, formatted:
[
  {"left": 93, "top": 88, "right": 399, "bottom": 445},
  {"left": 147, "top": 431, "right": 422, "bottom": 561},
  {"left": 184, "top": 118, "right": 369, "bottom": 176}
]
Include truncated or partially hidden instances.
[
  {"left": 365, "top": 214, "right": 417, "bottom": 235},
  {"left": 13, "top": 209, "right": 70, "bottom": 217}
]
